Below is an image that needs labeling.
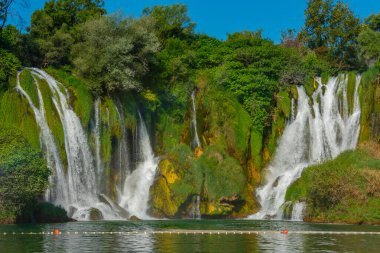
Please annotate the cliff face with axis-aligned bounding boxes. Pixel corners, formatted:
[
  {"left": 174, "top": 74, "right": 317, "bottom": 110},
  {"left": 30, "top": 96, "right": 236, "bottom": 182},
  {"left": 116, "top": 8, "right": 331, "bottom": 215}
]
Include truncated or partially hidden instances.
[
  {"left": 149, "top": 72, "right": 296, "bottom": 218},
  {"left": 4, "top": 67, "right": 377, "bottom": 220},
  {"left": 0, "top": 68, "right": 291, "bottom": 219},
  {"left": 283, "top": 68, "right": 380, "bottom": 224}
]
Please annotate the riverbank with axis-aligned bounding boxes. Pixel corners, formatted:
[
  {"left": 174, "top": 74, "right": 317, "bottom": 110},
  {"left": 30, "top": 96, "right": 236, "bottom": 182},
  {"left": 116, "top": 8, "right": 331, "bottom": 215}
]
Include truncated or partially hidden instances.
[{"left": 286, "top": 141, "right": 380, "bottom": 225}]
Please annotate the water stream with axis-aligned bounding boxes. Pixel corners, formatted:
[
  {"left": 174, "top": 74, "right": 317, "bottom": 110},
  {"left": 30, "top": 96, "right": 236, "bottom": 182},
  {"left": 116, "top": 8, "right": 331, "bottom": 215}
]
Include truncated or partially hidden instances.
[
  {"left": 250, "top": 75, "right": 361, "bottom": 220},
  {"left": 16, "top": 69, "right": 158, "bottom": 220},
  {"left": 191, "top": 90, "right": 201, "bottom": 148}
]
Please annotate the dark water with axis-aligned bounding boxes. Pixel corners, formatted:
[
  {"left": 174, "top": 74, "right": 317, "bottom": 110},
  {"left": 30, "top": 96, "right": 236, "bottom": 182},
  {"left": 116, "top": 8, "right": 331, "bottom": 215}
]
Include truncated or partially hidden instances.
[{"left": 0, "top": 220, "right": 379, "bottom": 253}]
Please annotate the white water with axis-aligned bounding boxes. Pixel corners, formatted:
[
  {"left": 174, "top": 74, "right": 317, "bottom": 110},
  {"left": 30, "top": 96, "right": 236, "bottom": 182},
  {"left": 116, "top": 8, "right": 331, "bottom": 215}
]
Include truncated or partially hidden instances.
[
  {"left": 115, "top": 100, "right": 131, "bottom": 198},
  {"left": 119, "top": 112, "right": 158, "bottom": 219},
  {"left": 16, "top": 72, "right": 70, "bottom": 209},
  {"left": 191, "top": 90, "right": 201, "bottom": 148},
  {"left": 291, "top": 202, "right": 305, "bottom": 221},
  {"left": 94, "top": 99, "right": 103, "bottom": 189},
  {"left": 190, "top": 195, "right": 201, "bottom": 219},
  {"left": 290, "top": 98, "right": 296, "bottom": 122},
  {"left": 249, "top": 75, "right": 361, "bottom": 220},
  {"left": 18, "top": 69, "right": 121, "bottom": 220}
]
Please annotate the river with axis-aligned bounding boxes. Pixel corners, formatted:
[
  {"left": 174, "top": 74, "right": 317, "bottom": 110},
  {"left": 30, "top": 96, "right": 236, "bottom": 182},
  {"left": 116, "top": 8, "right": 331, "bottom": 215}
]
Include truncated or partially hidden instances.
[{"left": 1, "top": 220, "right": 379, "bottom": 252}]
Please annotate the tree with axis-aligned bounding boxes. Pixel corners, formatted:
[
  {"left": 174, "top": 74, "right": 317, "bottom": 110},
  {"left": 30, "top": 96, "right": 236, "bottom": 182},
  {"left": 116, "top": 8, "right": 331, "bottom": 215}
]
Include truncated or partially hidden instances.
[
  {"left": 357, "top": 13, "right": 380, "bottom": 67},
  {"left": 300, "top": 0, "right": 361, "bottom": 69},
  {"left": 0, "top": 127, "right": 50, "bottom": 223},
  {"left": 328, "top": 1, "right": 361, "bottom": 68},
  {"left": 0, "top": 48, "right": 20, "bottom": 92},
  {"left": 222, "top": 31, "right": 287, "bottom": 129},
  {"left": 143, "top": 4, "right": 195, "bottom": 41},
  {"left": 365, "top": 13, "right": 380, "bottom": 32},
  {"left": 0, "top": 0, "right": 14, "bottom": 31},
  {"left": 280, "top": 29, "right": 301, "bottom": 48},
  {"left": 301, "top": 0, "right": 333, "bottom": 50},
  {"left": 29, "top": 0, "right": 106, "bottom": 66},
  {"left": 71, "top": 15, "right": 160, "bottom": 94}
]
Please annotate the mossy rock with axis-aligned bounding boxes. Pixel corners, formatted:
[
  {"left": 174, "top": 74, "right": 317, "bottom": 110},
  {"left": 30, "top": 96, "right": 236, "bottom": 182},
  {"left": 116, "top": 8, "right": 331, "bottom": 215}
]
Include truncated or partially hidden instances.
[
  {"left": 160, "top": 159, "right": 180, "bottom": 184},
  {"left": 150, "top": 177, "right": 178, "bottom": 217},
  {"left": 89, "top": 208, "right": 103, "bottom": 221}
]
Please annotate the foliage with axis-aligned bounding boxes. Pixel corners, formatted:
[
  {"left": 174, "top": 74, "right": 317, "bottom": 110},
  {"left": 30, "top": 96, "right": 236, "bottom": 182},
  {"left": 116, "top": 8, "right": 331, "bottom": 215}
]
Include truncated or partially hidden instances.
[
  {"left": 71, "top": 15, "right": 160, "bottom": 94},
  {"left": 143, "top": 4, "right": 195, "bottom": 41},
  {"left": 286, "top": 142, "right": 380, "bottom": 224},
  {"left": 0, "top": 127, "right": 50, "bottom": 223},
  {"left": 365, "top": 13, "right": 380, "bottom": 32},
  {"left": 33, "top": 202, "right": 70, "bottom": 223},
  {"left": 29, "top": 0, "right": 106, "bottom": 66},
  {"left": 300, "top": 0, "right": 361, "bottom": 69},
  {"left": 357, "top": 26, "right": 380, "bottom": 68},
  {"left": 221, "top": 31, "right": 287, "bottom": 130},
  {"left": 0, "top": 48, "right": 20, "bottom": 91}
]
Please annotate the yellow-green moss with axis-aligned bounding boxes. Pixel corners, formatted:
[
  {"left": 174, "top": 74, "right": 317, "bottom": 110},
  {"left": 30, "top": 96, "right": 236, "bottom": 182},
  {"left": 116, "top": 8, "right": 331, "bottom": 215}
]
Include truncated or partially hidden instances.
[
  {"left": 0, "top": 91, "right": 40, "bottom": 149},
  {"left": 19, "top": 70, "right": 39, "bottom": 109},
  {"left": 359, "top": 68, "right": 380, "bottom": 142},
  {"left": 38, "top": 77, "right": 67, "bottom": 167},
  {"left": 46, "top": 68, "right": 93, "bottom": 127}
]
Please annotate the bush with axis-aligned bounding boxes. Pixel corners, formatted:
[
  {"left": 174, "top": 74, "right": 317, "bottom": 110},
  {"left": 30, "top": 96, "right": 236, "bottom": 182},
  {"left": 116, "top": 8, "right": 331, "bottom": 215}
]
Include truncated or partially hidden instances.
[
  {"left": 33, "top": 202, "right": 71, "bottom": 223},
  {"left": 0, "top": 127, "right": 50, "bottom": 223},
  {"left": 0, "top": 49, "right": 20, "bottom": 92}
]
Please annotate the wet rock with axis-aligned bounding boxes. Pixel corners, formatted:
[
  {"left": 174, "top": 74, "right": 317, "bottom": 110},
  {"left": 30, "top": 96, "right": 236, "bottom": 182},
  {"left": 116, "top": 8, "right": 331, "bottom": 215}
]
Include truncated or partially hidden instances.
[
  {"left": 129, "top": 215, "right": 141, "bottom": 221},
  {"left": 194, "top": 146, "right": 204, "bottom": 158},
  {"left": 89, "top": 208, "right": 103, "bottom": 221}
]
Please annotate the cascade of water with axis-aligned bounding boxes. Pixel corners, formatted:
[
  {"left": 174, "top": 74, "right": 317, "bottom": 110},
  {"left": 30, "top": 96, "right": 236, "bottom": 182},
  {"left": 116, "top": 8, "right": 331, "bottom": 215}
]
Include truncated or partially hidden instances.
[
  {"left": 94, "top": 99, "right": 103, "bottom": 189},
  {"left": 191, "top": 90, "right": 201, "bottom": 148},
  {"left": 16, "top": 72, "right": 69, "bottom": 208},
  {"left": 19, "top": 68, "right": 120, "bottom": 220},
  {"left": 249, "top": 75, "right": 361, "bottom": 220},
  {"left": 115, "top": 100, "right": 131, "bottom": 199},
  {"left": 119, "top": 112, "right": 158, "bottom": 219},
  {"left": 291, "top": 202, "right": 305, "bottom": 221},
  {"left": 291, "top": 98, "right": 296, "bottom": 122},
  {"left": 190, "top": 195, "right": 201, "bottom": 219}
]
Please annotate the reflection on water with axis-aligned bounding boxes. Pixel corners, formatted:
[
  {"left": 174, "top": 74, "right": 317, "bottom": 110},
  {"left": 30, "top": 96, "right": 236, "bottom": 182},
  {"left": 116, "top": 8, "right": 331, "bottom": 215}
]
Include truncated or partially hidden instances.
[
  {"left": 0, "top": 220, "right": 380, "bottom": 253},
  {"left": 258, "top": 232, "right": 305, "bottom": 253}
]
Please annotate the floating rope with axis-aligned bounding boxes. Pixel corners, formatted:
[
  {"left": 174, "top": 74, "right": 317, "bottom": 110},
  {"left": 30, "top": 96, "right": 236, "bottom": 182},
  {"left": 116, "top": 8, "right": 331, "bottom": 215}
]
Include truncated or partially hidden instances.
[{"left": 1, "top": 230, "right": 380, "bottom": 236}]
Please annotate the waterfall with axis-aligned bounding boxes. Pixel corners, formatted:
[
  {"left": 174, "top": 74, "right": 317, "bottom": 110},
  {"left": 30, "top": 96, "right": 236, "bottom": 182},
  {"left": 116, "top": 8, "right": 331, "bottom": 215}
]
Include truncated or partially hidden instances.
[
  {"left": 115, "top": 100, "right": 131, "bottom": 198},
  {"left": 16, "top": 72, "right": 69, "bottom": 209},
  {"left": 249, "top": 75, "right": 361, "bottom": 220},
  {"left": 191, "top": 90, "right": 201, "bottom": 148},
  {"left": 290, "top": 98, "right": 296, "bottom": 122},
  {"left": 119, "top": 112, "right": 158, "bottom": 219},
  {"left": 16, "top": 68, "right": 159, "bottom": 220},
  {"left": 291, "top": 202, "right": 305, "bottom": 221},
  {"left": 190, "top": 195, "right": 201, "bottom": 219},
  {"left": 94, "top": 99, "right": 103, "bottom": 189},
  {"left": 17, "top": 69, "right": 119, "bottom": 220}
]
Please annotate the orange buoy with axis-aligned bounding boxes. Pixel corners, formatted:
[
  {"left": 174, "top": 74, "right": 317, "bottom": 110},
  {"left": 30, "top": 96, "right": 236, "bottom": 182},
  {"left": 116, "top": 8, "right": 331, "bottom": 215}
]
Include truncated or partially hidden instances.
[
  {"left": 54, "top": 229, "right": 59, "bottom": 235},
  {"left": 282, "top": 228, "right": 288, "bottom": 235}
]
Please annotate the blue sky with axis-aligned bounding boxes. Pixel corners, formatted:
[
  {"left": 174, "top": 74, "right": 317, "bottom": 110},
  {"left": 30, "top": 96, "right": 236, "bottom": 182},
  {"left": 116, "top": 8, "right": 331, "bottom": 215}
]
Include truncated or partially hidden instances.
[{"left": 9, "top": 0, "right": 380, "bottom": 43}]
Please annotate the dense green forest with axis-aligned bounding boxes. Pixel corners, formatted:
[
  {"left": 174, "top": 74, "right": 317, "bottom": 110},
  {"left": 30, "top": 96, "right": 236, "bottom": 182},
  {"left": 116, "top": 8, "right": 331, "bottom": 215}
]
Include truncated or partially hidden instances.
[{"left": 0, "top": 0, "right": 379, "bottom": 223}]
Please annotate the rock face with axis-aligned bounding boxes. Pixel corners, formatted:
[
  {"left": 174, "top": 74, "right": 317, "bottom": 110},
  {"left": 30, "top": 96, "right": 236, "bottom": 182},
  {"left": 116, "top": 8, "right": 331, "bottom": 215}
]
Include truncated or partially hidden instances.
[
  {"left": 0, "top": 68, "right": 301, "bottom": 220},
  {"left": 149, "top": 77, "right": 280, "bottom": 218},
  {"left": 129, "top": 215, "right": 141, "bottom": 221},
  {"left": 89, "top": 208, "right": 103, "bottom": 221}
]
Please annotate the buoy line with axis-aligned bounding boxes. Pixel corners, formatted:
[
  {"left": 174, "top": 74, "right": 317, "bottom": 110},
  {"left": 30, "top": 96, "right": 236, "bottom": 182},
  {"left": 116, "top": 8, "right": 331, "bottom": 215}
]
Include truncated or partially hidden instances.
[{"left": 1, "top": 230, "right": 380, "bottom": 236}]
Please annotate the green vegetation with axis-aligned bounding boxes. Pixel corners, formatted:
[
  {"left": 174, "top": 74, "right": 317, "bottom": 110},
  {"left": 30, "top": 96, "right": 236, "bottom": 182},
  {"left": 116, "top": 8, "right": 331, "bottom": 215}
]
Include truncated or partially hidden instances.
[
  {"left": 33, "top": 202, "right": 71, "bottom": 223},
  {"left": 0, "top": 128, "right": 50, "bottom": 223},
  {"left": 286, "top": 142, "right": 380, "bottom": 224},
  {"left": 300, "top": 0, "right": 361, "bottom": 70},
  {"left": 0, "top": 0, "right": 379, "bottom": 222}
]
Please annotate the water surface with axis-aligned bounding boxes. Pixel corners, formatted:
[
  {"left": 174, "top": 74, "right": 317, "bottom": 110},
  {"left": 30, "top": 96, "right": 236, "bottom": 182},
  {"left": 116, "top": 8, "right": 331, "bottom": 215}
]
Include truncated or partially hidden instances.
[{"left": 0, "top": 220, "right": 379, "bottom": 253}]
